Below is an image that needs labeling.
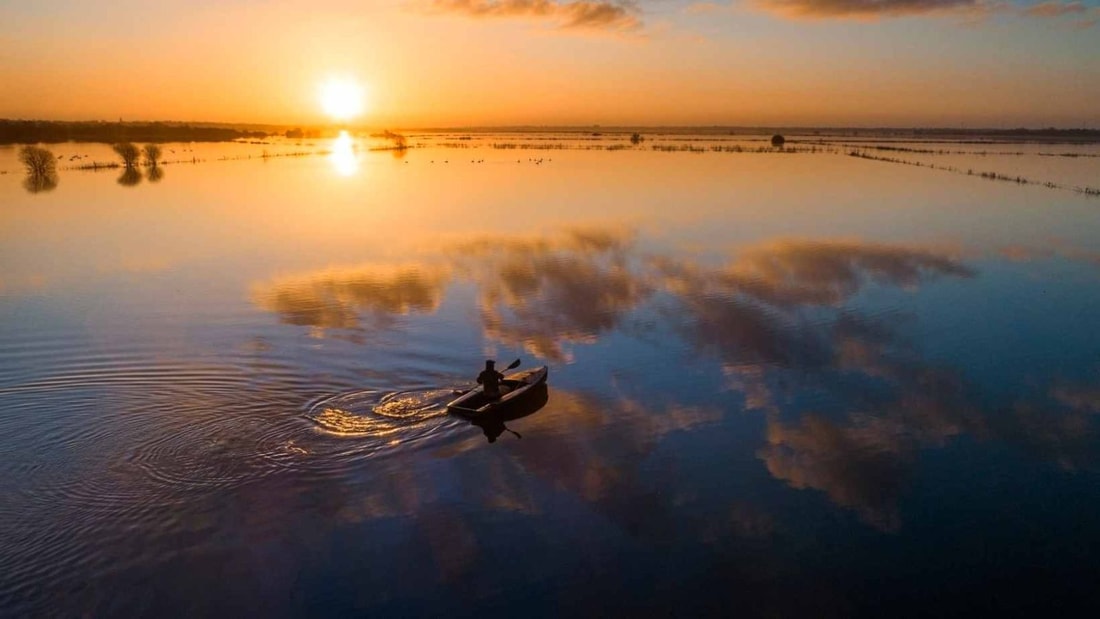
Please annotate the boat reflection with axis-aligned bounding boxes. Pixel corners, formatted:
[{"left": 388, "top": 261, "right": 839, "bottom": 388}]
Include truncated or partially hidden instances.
[{"left": 464, "top": 382, "right": 549, "bottom": 443}]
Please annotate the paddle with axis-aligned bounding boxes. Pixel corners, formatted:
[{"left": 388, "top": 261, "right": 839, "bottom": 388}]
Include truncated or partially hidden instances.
[{"left": 452, "top": 358, "right": 521, "bottom": 395}]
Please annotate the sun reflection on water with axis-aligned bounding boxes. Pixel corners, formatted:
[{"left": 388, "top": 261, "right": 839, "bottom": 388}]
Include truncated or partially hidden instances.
[{"left": 330, "top": 131, "right": 359, "bottom": 176}]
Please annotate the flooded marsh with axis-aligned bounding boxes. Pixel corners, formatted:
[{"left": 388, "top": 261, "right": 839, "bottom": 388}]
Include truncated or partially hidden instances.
[{"left": 3, "top": 133, "right": 1100, "bottom": 616}]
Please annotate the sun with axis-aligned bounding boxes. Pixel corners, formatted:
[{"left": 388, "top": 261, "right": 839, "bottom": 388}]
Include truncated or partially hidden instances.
[{"left": 319, "top": 78, "right": 366, "bottom": 122}]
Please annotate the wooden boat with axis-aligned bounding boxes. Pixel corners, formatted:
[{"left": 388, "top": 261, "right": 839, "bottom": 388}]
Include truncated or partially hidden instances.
[{"left": 447, "top": 366, "right": 549, "bottom": 416}]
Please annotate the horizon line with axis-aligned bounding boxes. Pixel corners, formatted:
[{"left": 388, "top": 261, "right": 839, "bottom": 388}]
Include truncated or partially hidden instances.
[{"left": 2, "top": 118, "right": 1098, "bottom": 133}]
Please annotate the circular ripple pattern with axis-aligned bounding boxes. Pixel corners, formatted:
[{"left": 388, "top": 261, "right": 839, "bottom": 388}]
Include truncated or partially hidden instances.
[
  {"left": 302, "top": 388, "right": 464, "bottom": 458},
  {"left": 0, "top": 348, "right": 473, "bottom": 615}
]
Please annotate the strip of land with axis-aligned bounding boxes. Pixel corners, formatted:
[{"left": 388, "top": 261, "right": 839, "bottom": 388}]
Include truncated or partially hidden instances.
[{"left": 4, "top": 119, "right": 1100, "bottom": 144}]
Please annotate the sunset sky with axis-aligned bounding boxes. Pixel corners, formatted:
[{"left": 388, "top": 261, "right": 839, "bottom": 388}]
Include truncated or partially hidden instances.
[{"left": 1, "top": 0, "right": 1098, "bottom": 127}]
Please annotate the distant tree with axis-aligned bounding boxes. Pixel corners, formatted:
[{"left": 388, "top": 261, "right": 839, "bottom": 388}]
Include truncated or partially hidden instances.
[
  {"left": 113, "top": 142, "right": 140, "bottom": 169},
  {"left": 382, "top": 130, "right": 407, "bottom": 149},
  {"left": 771, "top": 134, "right": 786, "bottom": 148},
  {"left": 142, "top": 144, "right": 162, "bottom": 168},
  {"left": 286, "top": 128, "right": 304, "bottom": 139},
  {"left": 630, "top": 132, "right": 644, "bottom": 145},
  {"left": 147, "top": 166, "right": 164, "bottom": 183},
  {"left": 18, "top": 145, "right": 57, "bottom": 177},
  {"left": 18, "top": 146, "right": 59, "bottom": 194}
]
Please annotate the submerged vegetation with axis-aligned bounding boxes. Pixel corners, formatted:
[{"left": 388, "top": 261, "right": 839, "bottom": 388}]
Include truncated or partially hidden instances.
[
  {"left": 4, "top": 130, "right": 1095, "bottom": 199},
  {"left": 143, "top": 144, "right": 162, "bottom": 168},
  {"left": 848, "top": 150, "right": 1100, "bottom": 197},
  {"left": 18, "top": 145, "right": 56, "bottom": 177},
  {"left": 18, "top": 145, "right": 59, "bottom": 194},
  {"left": 369, "top": 130, "right": 409, "bottom": 153},
  {"left": 112, "top": 142, "right": 141, "bottom": 169}
]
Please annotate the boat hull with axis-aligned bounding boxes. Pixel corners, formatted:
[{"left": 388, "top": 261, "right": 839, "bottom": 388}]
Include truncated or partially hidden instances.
[{"left": 447, "top": 366, "right": 549, "bottom": 416}]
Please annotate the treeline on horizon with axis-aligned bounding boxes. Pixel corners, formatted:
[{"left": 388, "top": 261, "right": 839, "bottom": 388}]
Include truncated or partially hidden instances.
[
  {"left": 429, "top": 126, "right": 1100, "bottom": 141},
  {"left": 0, "top": 120, "right": 267, "bottom": 144},
  {"left": 4, "top": 119, "right": 1099, "bottom": 145}
]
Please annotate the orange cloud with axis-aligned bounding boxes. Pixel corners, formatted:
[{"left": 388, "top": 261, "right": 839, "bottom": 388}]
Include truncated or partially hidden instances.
[
  {"left": 753, "top": 0, "right": 984, "bottom": 18},
  {"left": 1023, "top": 1, "right": 1088, "bottom": 16},
  {"left": 430, "top": 0, "right": 642, "bottom": 30}
]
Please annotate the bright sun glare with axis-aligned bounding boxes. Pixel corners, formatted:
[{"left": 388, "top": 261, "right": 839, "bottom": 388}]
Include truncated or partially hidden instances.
[{"left": 319, "top": 78, "right": 366, "bottom": 121}]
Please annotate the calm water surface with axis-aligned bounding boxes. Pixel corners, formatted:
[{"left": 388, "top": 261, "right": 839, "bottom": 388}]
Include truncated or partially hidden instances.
[{"left": 2, "top": 135, "right": 1100, "bottom": 617}]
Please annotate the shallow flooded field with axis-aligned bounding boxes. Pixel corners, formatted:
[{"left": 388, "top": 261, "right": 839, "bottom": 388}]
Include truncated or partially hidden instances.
[{"left": 2, "top": 133, "right": 1100, "bottom": 616}]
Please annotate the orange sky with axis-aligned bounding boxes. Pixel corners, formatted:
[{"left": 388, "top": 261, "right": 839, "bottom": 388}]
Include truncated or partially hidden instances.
[{"left": 1, "top": 1, "right": 1098, "bottom": 127}]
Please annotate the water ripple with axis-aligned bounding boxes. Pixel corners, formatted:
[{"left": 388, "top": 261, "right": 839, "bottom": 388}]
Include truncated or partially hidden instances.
[{"left": 302, "top": 388, "right": 464, "bottom": 455}]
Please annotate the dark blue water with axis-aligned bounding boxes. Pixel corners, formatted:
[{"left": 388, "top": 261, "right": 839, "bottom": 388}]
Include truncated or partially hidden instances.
[{"left": 2, "top": 137, "right": 1100, "bottom": 617}]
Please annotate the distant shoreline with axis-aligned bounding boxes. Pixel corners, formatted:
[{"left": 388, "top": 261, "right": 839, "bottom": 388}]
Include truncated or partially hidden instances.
[
  {"left": 0, "top": 120, "right": 267, "bottom": 145},
  {"left": 3, "top": 119, "right": 1099, "bottom": 145}
]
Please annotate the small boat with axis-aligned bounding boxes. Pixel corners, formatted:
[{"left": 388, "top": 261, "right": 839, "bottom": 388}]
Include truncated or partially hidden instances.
[{"left": 447, "top": 366, "right": 549, "bottom": 417}]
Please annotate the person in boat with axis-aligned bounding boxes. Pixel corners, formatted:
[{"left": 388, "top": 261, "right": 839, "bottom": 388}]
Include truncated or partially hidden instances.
[{"left": 476, "top": 359, "right": 506, "bottom": 399}]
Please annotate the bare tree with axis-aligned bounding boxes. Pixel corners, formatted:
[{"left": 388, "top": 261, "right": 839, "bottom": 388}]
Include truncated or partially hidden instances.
[
  {"left": 18, "top": 145, "right": 57, "bottom": 177},
  {"left": 143, "top": 144, "right": 162, "bottom": 168},
  {"left": 630, "top": 132, "right": 644, "bottom": 145},
  {"left": 18, "top": 146, "right": 59, "bottom": 194},
  {"left": 771, "top": 134, "right": 786, "bottom": 148},
  {"left": 113, "top": 142, "right": 141, "bottom": 169},
  {"left": 382, "top": 130, "right": 407, "bottom": 150}
]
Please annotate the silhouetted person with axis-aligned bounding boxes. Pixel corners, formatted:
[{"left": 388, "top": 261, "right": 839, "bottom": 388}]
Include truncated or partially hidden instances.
[{"left": 477, "top": 359, "right": 505, "bottom": 399}]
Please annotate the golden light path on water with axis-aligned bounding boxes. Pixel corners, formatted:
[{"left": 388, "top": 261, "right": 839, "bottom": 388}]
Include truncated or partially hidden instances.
[{"left": 329, "top": 131, "right": 359, "bottom": 176}]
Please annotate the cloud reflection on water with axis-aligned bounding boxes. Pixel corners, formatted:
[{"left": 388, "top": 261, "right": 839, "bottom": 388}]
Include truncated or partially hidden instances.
[
  {"left": 451, "top": 228, "right": 650, "bottom": 361},
  {"left": 251, "top": 264, "right": 449, "bottom": 341},
  {"left": 248, "top": 228, "right": 1100, "bottom": 529}
]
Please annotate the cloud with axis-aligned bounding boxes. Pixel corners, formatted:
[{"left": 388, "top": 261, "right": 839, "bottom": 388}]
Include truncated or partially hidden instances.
[
  {"left": 430, "top": 0, "right": 642, "bottom": 30},
  {"left": 731, "top": 0, "right": 1095, "bottom": 25},
  {"left": 753, "top": 0, "right": 984, "bottom": 18},
  {"left": 683, "top": 1, "right": 729, "bottom": 14},
  {"left": 1022, "top": 1, "right": 1088, "bottom": 16}
]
